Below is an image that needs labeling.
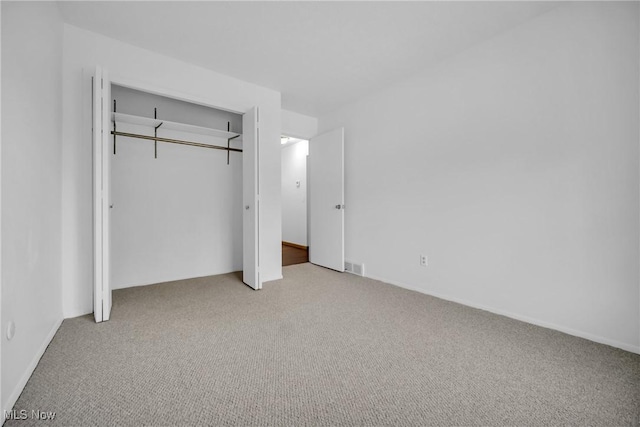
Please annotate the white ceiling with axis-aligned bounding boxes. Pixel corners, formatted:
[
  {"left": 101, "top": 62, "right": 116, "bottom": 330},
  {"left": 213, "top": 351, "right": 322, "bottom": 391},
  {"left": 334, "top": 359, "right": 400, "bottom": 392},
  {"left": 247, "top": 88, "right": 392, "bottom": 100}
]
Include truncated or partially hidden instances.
[{"left": 58, "top": 1, "right": 559, "bottom": 117}]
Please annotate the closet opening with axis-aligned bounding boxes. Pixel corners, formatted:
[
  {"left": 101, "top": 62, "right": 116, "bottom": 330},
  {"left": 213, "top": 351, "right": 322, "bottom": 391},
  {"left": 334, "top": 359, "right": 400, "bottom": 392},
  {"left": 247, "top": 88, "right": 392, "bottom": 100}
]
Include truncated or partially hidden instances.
[
  {"left": 110, "top": 85, "right": 244, "bottom": 292},
  {"left": 281, "top": 135, "right": 309, "bottom": 266},
  {"left": 93, "top": 66, "right": 261, "bottom": 322}
]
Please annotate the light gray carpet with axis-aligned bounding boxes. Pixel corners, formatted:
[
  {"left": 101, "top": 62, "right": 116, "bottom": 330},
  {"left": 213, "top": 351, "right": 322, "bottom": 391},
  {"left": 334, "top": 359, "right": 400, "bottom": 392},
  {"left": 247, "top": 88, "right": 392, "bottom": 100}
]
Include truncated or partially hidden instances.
[{"left": 8, "top": 263, "right": 640, "bottom": 426}]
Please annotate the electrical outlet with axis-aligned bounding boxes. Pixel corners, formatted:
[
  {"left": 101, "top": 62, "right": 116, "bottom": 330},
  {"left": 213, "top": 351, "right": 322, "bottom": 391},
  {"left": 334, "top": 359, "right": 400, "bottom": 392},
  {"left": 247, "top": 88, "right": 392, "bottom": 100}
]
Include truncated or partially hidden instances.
[{"left": 420, "top": 254, "right": 428, "bottom": 267}]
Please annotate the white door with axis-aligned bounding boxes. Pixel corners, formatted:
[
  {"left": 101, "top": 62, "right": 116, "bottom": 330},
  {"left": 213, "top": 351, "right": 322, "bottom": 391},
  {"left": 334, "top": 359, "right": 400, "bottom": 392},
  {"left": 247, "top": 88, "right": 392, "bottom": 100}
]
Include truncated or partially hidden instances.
[
  {"left": 242, "top": 107, "right": 261, "bottom": 289},
  {"left": 93, "top": 66, "right": 112, "bottom": 321},
  {"left": 309, "top": 128, "right": 344, "bottom": 271}
]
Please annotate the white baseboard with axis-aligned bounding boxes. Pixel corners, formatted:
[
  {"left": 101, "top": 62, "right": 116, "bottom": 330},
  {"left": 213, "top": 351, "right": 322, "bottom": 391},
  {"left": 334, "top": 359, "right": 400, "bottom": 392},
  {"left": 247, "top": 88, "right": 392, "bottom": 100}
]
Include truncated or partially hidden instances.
[
  {"left": 64, "top": 270, "right": 279, "bottom": 320},
  {"left": 63, "top": 306, "right": 91, "bottom": 319},
  {"left": 111, "top": 267, "right": 249, "bottom": 291},
  {"left": 366, "top": 274, "right": 640, "bottom": 355},
  {"left": 3, "top": 318, "right": 63, "bottom": 419}
]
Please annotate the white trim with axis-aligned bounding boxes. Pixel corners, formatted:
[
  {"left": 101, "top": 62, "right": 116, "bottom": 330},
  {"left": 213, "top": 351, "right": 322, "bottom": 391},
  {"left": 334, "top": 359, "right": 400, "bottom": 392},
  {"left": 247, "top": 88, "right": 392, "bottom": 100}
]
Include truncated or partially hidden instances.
[
  {"left": 0, "top": 3, "right": 4, "bottom": 417},
  {"left": 280, "top": 132, "right": 313, "bottom": 141},
  {"left": 3, "top": 318, "right": 63, "bottom": 419},
  {"left": 64, "top": 307, "right": 92, "bottom": 320},
  {"left": 112, "top": 270, "right": 247, "bottom": 292},
  {"left": 65, "top": 269, "right": 278, "bottom": 319},
  {"left": 100, "top": 69, "right": 112, "bottom": 322},
  {"left": 93, "top": 66, "right": 106, "bottom": 323},
  {"left": 638, "top": 0, "right": 640, "bottom": 360},
  {"left": 366, "top": 273, "right": 640, "bottom": 355}
]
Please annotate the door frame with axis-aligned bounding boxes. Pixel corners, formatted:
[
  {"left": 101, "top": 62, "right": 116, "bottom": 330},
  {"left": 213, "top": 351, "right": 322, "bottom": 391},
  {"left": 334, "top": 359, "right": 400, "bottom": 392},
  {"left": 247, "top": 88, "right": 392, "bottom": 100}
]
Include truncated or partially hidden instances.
[
  {"left": 279, "top": 128, "right": 345, "bottom": 273},
  {"left": 91, "top": 69, "right": 260, "bottom": 320},
  {"left": 280, "top": 134, "right": 310, "bottom": 258},
  {"left": 93, "top": 66, "right": 111, "bottom": 322}
]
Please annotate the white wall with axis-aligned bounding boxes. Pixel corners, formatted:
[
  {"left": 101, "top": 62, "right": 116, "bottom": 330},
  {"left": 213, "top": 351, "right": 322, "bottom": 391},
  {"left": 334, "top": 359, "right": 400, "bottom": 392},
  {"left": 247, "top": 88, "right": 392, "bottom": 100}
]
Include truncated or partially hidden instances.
[
  {"left": 280, "top": 110, "right": 315, "bottom": 248},
  {"left": 110, "top": 86, "right": 243, "bottom": 289},
  {"left": 1, "top": 1, "right": 64, "bottom": 412},
  {"left": 62, "top": 24, "right": 282, "bottom": 318},
  {"left": 281, "top": 141, "right": 309, "bottom": 246},
  {"left": 282, "top": 109, "right": 318, "bottom": 140},
  {"left": 319, "top": 2, "right": 640, "bottom": 352}
]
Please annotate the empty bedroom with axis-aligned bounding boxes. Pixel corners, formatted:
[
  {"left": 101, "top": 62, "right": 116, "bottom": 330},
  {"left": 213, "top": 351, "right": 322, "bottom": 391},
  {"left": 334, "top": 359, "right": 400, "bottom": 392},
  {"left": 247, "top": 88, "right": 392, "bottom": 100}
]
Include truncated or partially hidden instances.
[{"left": 1, "top": 1, "right": 639, "bottom": 425}]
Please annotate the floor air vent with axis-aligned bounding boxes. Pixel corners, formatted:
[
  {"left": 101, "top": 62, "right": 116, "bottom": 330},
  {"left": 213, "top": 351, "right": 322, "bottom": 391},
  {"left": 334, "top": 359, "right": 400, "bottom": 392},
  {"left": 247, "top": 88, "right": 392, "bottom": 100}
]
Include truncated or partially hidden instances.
[{"left": 345, "top": 261, "right": 364, "bottom": 276}]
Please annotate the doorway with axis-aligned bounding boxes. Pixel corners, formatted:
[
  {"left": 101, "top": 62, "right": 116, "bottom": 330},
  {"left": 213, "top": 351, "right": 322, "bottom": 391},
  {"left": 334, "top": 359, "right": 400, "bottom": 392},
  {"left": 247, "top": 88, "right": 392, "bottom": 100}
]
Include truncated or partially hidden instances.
[{"left": 281, "top": 135, "right": 309, "bottom": 266}]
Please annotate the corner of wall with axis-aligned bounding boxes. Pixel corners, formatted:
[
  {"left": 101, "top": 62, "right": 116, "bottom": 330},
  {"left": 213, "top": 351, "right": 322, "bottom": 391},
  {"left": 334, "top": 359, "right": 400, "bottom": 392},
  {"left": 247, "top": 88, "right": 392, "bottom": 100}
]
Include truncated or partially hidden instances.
[
  {"left": 282, "top": 109, "right": 318, "bottom": 140},
  {"left": 2, "top": 319, "right": 62, "bottom": 419},
  {"left": 1, "top": 0, "right": 65, "bottom": 414}
]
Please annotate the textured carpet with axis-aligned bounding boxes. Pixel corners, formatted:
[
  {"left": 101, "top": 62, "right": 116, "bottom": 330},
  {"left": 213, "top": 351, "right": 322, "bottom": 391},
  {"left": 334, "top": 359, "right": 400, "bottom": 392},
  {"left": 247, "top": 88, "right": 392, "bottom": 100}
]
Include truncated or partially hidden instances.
[{"left": 7, "top": 263, "right": 640, "bottom": 426}]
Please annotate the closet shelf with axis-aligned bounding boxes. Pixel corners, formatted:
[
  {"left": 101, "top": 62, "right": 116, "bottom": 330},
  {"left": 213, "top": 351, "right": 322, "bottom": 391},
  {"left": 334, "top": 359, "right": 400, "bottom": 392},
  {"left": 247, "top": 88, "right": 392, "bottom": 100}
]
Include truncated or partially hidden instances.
[{"left": 112, "top": 112, "right": 242, "bottom": 141}]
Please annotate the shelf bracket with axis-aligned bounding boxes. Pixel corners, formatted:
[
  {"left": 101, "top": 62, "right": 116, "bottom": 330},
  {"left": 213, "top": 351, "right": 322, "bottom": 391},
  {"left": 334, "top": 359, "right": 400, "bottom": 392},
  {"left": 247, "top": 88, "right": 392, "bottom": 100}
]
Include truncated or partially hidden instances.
[
  {"left": 154, "top": 108, "right": 159, "bottom": 159},
  {"left": 154, "top": 122, "right": 163, "bottom": 159},
  {"left": 113, "top": 100, "right": 117, "bottom": 155},
  {"left": 226, "top": 135, "right": 240, "bottom": 165},
  {"left": 111, "top": 110, "right": 242, "bottom": 160}
]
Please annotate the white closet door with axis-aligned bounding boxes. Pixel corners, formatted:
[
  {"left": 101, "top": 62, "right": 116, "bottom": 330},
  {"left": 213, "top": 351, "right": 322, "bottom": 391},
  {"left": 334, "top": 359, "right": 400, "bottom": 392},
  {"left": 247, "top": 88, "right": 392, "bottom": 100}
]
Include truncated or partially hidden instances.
[
  {"left": 93, "top": 66, "right": 112, "bottom": 322},
  {"left": 309, "top": 128, "right": 345, "bottom": 272},
  {"left": 242, "top": 107, "right": 261, "bottom": 289}
]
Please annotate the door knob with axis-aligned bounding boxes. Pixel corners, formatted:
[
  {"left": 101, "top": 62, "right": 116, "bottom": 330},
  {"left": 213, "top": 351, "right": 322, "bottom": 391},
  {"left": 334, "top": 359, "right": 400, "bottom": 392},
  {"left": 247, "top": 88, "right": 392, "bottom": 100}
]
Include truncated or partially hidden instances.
[
  {"left": 245, "top": 205, "right": 250, "bottom": 210},
  {"left": 335, "top": 204, "right": 344, "bottom": 210}
]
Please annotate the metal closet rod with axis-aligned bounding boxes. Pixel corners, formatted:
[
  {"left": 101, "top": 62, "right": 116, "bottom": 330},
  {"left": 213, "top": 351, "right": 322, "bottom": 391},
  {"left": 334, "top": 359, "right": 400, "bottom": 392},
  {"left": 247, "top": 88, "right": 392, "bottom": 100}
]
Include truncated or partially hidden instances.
[{"left": 110, "top": 131, "right": 242, "bottom": 153}]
